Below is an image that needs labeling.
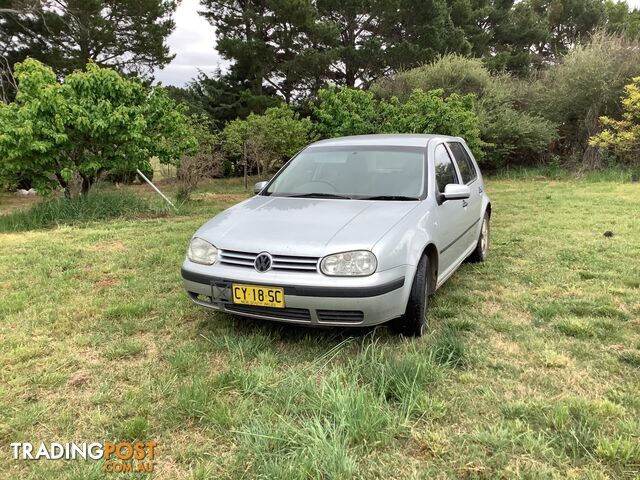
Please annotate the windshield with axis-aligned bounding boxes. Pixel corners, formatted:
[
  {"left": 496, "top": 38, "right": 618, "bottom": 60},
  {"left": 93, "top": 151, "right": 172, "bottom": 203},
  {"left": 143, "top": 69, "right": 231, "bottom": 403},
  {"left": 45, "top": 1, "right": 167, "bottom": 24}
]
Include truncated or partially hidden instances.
[{"left": 265, "top": 146, "right": 426, "bottom": 199}]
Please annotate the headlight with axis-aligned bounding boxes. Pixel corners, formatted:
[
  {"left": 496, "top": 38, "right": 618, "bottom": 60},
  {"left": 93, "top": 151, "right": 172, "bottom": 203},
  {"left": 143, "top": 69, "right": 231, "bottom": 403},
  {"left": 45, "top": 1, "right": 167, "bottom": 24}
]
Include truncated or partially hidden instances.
[
  {"left": 187, "top": 237, "right": 218, "bottom": 265},
  {"left": 320, "top": 250, "right": 377, "bottom": 276}
]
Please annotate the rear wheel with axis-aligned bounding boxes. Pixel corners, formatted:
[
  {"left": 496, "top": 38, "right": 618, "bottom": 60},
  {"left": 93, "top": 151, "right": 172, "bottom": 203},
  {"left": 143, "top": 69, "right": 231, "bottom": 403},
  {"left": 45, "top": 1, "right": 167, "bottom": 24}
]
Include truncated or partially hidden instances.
[
  {"left": 391, "top": 254, "right": 430, "bottom": 337},
  {"left": 467, "top": 211, "right": 490, "bottom": 263}
]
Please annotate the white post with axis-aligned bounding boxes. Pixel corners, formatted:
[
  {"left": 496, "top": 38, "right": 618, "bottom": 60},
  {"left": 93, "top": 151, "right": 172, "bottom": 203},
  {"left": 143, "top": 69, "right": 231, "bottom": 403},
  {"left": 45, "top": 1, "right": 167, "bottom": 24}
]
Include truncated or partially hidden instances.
[{"left": 136, "top": 169, "right": 178, "bottom": 211}]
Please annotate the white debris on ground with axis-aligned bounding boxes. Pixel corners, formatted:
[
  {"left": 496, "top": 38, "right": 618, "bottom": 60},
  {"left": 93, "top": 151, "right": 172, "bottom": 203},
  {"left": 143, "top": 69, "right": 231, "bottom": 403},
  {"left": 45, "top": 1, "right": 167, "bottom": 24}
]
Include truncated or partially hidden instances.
[{"left": 15, "top": 188, "right": 38, "bottom": 196}]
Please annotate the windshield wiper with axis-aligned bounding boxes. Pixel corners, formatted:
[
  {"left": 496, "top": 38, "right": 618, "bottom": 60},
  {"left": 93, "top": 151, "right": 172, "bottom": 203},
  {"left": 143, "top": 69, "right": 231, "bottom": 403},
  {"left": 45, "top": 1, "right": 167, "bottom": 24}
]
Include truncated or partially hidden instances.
[
  {"left": 280, "top": 193, "right": 353, "bottom": 199},
  {"left": 358, "top": 195, "right": 419, "bottom": 201}
]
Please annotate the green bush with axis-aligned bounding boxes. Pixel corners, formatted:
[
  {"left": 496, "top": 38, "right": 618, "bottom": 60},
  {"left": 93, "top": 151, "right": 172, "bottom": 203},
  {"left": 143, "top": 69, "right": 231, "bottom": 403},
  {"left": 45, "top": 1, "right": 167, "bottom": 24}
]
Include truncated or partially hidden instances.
[
  {"left": 372, "top": 54, "right": 492, "bottom": 99},
  {"left": 382, "top": 89, "right": 485, "bottom": 159},
  {"left": 589, "top": 76, "right": 640, "bottom": 172},
  {"left": 313, "top": 87, "right": 380, "bottom": 138},
  {"left": 223, "top": 104, "right": 314, "bottom": 176},
  {"left": 313, "top": 85, "right": 485, "bottom": 160},
  {"left": 0, "top": 190, "right": 170, "bottom": 232},
  {"left": 371, "top": 55, "right": 557, "bottom": 168},
  {"left": 530, "top": 32, "right": 640, "bottom": 167},
  {"left": 223, "top": 159, "right": 233, "bottom": 177},
  {"left": 105, "top": 163, "right": 155, "bottom": 184}
]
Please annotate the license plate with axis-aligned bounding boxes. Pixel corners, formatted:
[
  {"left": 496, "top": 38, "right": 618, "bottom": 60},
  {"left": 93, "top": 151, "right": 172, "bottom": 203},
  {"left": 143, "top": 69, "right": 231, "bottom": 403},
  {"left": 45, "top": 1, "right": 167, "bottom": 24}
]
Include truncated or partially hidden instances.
[{"left": 231, "top": 284, "right": 285, "bottom": 308}]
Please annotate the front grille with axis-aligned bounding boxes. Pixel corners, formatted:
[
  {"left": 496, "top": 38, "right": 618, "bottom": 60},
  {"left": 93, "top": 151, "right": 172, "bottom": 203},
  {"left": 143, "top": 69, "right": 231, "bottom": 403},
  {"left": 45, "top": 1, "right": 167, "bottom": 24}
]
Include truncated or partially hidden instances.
[
  {"left": 219, "top": 250, "right": 319, "bottom": 272},
  {"left": 226, "top": 304, "right": 312, "bottom": 322},
  {"left": 316, "top": 310, "right": 365, "bottom": 323}
]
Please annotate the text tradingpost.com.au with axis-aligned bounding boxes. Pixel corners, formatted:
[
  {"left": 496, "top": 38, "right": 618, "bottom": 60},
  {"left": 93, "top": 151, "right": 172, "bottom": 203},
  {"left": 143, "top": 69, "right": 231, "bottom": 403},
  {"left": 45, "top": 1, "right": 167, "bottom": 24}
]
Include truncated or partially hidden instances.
[{"left": 10, "top": 441, "right": 159, "bottom": 474}]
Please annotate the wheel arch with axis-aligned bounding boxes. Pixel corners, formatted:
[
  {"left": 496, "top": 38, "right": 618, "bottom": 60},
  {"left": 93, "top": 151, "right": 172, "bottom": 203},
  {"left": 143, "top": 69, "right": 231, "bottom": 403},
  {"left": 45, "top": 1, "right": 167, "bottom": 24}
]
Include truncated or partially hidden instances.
[{"left": 420, "top": 243, "right": 438, "bottom": 294}]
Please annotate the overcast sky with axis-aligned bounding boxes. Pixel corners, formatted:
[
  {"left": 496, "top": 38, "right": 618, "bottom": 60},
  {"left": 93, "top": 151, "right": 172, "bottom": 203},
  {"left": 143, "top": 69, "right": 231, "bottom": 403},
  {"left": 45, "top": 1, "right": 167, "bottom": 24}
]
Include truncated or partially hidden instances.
[
  {"left": 153, "top": 0, "right": 226, "bottom": 87},
  {"left": 154, "top": 0, "right": 640, "bottom": 87}
]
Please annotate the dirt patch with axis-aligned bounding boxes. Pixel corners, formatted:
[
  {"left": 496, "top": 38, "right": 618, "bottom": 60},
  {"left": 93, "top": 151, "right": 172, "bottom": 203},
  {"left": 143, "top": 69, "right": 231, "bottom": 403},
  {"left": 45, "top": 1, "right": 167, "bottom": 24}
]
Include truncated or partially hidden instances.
[
  {"left": 92, "top": 241, "right": 128, "bottom": 252},
  {"left": 492, "top": 336, "right": 521, "bottom": 356},
  {"left": 605, "top": 344, "right": 626, "bottom": 352},
  {"left": 79, "top": 347, "right": 102, "bottom": 366},
  {"left": 153, "top": 458, "right": 187, "bottom": 480},
  {"left": 95, "top": 275, "right": 119, "bottom": 288},
  {"left": 482, "top": 301, "right": 502, "bottom": 316},
  {"left": 67, "top": 371, "right": 91, "bottom": 388}
]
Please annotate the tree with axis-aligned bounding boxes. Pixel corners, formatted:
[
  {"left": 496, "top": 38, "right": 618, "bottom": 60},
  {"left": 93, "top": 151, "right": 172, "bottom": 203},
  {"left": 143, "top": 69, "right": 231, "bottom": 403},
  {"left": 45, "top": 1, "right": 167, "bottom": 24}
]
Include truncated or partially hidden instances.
[
  {"left": 166, "top": 69, "right": 282, "bottom": 130},
  {"left": 200, "top": 0, "right": 487, "bottom": 98},
  {"left": 316, "top": 0, "right": 387, "bottom": 88},
  {"left": 0, "top": 0, "right": 176, "bottom": 99},
  {"left": 379, "top": 0, "right": 472, "bottom": 71},
  {"left": 0, "top": 59, "right": 196, "bottom": 196},
  {"left": 223, "top": 104, "right": 313, "bottom": 178},
  {"left": 481, "top": 0, "right": 551, "bottom": 76},
  {"left": 589, "top": 76, "right": 640, "bottom": 169},
  {"left": 177, "top": 115, "right": 225, "bottom": 201},
  {"left": 199, "top": 0, "right": 335, "bottom": 102},
  {"left": 482, "top": 0, "right": 634, "bottom": 76},
  {"left": 605, "top": 0, "right": 640, "bottom": 39}
]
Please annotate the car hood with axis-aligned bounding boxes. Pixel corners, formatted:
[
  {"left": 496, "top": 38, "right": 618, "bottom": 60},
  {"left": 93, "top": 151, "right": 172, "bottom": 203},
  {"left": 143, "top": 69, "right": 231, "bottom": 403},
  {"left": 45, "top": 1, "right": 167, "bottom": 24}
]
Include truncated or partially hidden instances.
[{"left": 195, "top": 195, "right": 418, "bottom": 256}]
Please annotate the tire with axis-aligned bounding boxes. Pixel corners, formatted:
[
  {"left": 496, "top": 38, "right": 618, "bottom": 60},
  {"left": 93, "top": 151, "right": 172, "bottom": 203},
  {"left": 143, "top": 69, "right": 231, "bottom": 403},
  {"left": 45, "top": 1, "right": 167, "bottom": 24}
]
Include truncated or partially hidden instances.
[
  {"left": 391, "top": 254, "right": 431, "bottom": 337},
  {"left": 467, "top": 211, "right": 490, "bottom": 263}
]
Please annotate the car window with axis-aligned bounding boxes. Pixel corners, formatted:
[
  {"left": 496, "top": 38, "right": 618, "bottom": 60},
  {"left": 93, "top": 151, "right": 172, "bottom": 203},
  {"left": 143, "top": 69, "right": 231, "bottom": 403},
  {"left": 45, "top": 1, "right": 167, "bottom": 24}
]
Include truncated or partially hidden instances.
[
  {"left": 434, "top": 144, "right": 458, "bottom": 193},
  {"left": 447, "top": 142, "right": 477, "bottom": 184},
  {"left": 266, "top": 146, "right": 426, "bottom": 198}
]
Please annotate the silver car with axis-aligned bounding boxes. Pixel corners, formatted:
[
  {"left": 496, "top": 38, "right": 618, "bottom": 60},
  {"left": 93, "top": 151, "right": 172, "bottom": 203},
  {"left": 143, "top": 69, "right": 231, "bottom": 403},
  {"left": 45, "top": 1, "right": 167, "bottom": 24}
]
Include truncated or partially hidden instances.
[{"left": 181, "top": 134, "right": 491, "bottom": 336}]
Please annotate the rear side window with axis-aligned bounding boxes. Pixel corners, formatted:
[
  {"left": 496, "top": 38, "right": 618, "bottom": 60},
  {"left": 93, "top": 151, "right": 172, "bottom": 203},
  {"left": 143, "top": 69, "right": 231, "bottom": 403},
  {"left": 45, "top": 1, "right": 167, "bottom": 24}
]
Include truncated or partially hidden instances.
[
  {"left": 434, "top": 144, "right": 458, "bottom": 192},
  {"left": 447, "top": 142, "right": 478, "bottom": 184}
]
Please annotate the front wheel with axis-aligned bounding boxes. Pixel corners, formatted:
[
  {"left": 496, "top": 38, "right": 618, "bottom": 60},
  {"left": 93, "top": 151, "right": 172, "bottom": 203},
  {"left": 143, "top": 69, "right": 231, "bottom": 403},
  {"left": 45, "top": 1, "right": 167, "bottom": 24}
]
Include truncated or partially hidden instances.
[
  {"left": 467, "top": 211, "right": 490, "bottom": 263},
  {"left": 390, "top": 255, "right": 431, "bottom": 337}
]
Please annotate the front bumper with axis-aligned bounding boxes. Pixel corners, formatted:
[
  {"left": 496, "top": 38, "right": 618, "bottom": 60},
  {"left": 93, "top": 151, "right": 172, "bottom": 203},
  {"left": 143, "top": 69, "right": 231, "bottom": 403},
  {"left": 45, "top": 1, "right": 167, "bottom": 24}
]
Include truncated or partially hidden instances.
[{"left": 181, "top": 260, "right": 413, "bottom": 327}]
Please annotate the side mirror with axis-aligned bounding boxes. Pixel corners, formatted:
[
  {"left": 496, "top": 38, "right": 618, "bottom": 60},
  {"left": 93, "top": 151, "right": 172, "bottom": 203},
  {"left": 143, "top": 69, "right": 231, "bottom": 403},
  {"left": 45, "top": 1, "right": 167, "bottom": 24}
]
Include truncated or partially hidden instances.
[
  {"left": 442, "top": 184, "right": 470, "bottom": 201},
  {"left": 253, "top": 181, "right": 268, "bottom": 194}
]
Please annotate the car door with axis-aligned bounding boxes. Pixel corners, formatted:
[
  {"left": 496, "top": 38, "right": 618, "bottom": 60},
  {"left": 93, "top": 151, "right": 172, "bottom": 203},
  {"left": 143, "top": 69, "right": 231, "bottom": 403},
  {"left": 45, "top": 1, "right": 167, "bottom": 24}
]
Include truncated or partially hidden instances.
[
  {"left": 446, "top": 141, "right": 482, "bottom": 251},
  {"left": 433, "top": 143, "right": 468, "bottom": 276}
]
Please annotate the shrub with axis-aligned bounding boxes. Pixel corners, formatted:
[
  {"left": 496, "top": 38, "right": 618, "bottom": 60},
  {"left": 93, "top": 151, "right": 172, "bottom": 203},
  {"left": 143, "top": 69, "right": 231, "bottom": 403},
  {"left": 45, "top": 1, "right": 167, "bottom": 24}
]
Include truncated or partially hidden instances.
[
  {"left": 104, "top": 163, "right": 155, "bottom": 184},
  {"left": 589, "top": 76, "right": 640, "bottom": 171},
  {"left": 530, "top": 31, "right": 640, "bottom": 167},
  {"left": 176, "top": 116, "right": 224, "bottom": 202},
  {"left": 313, "top": 87, "right": 380, "bottom": 138},
  {"left": 372, "top": 54, "right": 493, "bottom": 99},
  {"left": 223, "top": 105, "right": 314, "bottom": 176},
  {"left": 313, "top": 84, "right": 485, "bottom": 160},
  {"left": 371, "top": 55, "right": 557, "bottom": 168},
  {"left": 382, "top": 89, "right": 485, "bottom": 159}
]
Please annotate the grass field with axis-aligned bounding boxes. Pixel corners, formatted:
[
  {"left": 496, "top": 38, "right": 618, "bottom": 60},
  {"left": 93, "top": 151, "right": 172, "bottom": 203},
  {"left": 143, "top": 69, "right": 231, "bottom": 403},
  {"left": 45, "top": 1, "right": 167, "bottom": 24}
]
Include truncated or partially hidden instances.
[{"left": 0, "top": 175, "right": 639, "bottom": 479}]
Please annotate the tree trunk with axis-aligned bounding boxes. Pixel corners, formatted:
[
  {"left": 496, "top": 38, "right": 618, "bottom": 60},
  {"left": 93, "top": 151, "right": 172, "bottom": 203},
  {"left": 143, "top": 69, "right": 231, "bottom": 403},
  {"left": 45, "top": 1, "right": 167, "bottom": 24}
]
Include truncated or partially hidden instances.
[
  {"left": 79, "top": 173, "right": 93, "bottom": 195},
  {"left": 55, "top": 172, "right": 71, "bottom": 198}
]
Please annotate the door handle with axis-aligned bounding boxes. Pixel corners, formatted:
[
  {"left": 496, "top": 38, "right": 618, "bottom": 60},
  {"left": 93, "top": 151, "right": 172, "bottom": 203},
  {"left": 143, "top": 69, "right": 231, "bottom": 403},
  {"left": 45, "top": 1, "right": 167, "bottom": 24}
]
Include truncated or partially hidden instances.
[{"left": 462, "top": 200, "right": 468, "bottom": 207}]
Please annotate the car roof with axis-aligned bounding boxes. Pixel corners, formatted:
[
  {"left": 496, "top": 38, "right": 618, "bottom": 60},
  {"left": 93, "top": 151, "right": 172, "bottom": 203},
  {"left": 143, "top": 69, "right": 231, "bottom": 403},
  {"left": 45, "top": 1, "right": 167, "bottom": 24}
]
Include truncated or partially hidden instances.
[{"left": 308, "top": 134, "right": 463, "bottom": 149}]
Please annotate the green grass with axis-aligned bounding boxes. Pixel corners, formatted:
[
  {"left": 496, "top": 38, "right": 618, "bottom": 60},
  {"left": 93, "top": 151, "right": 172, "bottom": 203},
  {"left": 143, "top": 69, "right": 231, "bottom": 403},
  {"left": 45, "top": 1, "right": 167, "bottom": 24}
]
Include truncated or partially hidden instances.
[
  {"left": 0, "top": 175, "right": 639, "bottom": 479},
  {"left": 0, "top": 189, "right": 172, "bottom": 232}
]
